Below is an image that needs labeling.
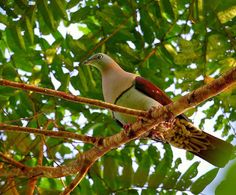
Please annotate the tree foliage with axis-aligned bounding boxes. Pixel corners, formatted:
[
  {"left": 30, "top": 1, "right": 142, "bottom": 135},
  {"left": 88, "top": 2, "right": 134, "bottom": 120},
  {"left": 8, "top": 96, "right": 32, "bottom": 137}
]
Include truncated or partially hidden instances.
[{"left": 0, "top": 0, "right": 235, "bottom": 194}]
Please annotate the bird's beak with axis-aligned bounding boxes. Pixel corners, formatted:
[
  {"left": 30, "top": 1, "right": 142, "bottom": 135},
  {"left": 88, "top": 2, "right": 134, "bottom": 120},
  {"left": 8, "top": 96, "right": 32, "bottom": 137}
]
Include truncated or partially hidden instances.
[
  {"left": 82, "top": 59, "right": 89, "bottom": 65},
  {"left": 82, "top": 57, "right": 93, "bottom": 66},
  {"left": 81, "top": 60, "right": 89, "bottom": 65}
]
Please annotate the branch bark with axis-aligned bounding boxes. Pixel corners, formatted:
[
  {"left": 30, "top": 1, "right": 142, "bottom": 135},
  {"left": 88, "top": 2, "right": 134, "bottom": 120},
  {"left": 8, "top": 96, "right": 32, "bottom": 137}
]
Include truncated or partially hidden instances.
[
  {"left": 0, "top": 67, "right": 235, "bottom": 194},
  {"left": 0, "top": 152, "right": 28, "bottom": 170},
  {"left": 0, "top": 79, "right": 147, "bottom": 118},
  {"left": 0, "top": 124, "right": 101, "bottom": 145}
]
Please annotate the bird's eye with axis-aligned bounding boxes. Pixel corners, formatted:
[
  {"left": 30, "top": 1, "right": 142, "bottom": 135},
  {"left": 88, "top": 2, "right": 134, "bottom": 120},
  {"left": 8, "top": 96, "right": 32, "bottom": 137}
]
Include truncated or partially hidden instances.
[{"left": 97, "top": 54, "right": 103, "bottom": 60}]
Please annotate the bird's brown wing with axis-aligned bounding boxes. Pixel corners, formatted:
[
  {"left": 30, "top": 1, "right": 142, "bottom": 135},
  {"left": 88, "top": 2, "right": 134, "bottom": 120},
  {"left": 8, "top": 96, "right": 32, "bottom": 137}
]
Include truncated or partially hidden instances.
[
  {"left": 135, "top": 76, "right": 172, "bottom": 106},
  {"left": 135, "top": 76, "right": 189, "bottom": 121}
]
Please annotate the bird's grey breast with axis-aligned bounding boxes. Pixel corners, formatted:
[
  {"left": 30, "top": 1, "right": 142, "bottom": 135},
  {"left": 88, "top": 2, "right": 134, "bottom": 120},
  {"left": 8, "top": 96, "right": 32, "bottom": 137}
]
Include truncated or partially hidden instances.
[
  {"left": 102, "top": 70, "right": 135, "bottom": 104},
  {"left": 114, "top": 86, "right": 161, "bottom": 124}
]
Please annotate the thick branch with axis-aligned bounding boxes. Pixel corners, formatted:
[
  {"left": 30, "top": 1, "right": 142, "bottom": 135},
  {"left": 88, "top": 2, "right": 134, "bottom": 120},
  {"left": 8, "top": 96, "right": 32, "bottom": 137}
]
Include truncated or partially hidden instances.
[
  {"left": 164, "top": 67, "right": 236, "bottom": 117},
  {"left": 61, "top": 67, "right": 236, "bottom": 194},
  {"left": 0, "top": 67, "right": 235, "bottom": 193},
  {"left": 0, "top": 79, "right": 147, "bottom": 118}
]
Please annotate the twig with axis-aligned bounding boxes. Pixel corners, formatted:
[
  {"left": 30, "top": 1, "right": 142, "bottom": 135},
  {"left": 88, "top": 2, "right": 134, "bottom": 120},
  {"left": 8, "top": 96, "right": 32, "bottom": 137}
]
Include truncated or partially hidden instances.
[
  {"left": 62, "top": 66, "right": 236, "bottom": 194},
  {"left": 0, "top": 124, "right": 100, "bottom": 145},
  {"left": 26, "top": 123, "right": 45, "bottom": 195},
  {"left": 0, "top": 67, "right": 235, "bottom": 194},
  {"left": 0, "top": 152, "right": 28, "bottom": 170},
  {"left": 79, "top": 0, "right": 155, "bottom": 62}
]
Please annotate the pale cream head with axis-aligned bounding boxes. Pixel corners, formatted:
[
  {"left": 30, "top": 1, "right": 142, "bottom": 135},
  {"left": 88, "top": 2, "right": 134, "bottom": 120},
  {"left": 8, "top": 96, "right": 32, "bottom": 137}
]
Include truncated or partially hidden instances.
[{"left": 84, "top": 53, "right": 118, "bottom": 72}]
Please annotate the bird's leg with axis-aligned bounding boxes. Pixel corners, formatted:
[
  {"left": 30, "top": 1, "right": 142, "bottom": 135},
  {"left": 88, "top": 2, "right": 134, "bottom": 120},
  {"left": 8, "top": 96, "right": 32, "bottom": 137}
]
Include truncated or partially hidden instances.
[
  {"left": 147, "top": 129, "right": 165, "bottom": 142},
  {"left": 147, "top": 119, "right": 175, "bottom": 143},
  {"left": 146, "top": 105, "right": 175, "bottom": 137}
]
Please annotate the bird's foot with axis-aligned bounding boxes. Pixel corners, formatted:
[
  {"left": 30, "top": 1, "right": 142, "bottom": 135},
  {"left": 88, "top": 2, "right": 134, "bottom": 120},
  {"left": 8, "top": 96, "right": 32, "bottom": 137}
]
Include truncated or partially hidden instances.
[
  {"left": 148, "top": 106, "right": 175, "bottom": 124},
  {"left": 147, "top": 119, "right": 175, "bottom": 142},
  {"left": 148, "top": 130, "right": 166, "bottom": 142},
  {"left": 159, "top": 121, "right": 174, "bottom": 131},
  {"left": 123, "top": 123, "right": 132, "bottom": 131}
]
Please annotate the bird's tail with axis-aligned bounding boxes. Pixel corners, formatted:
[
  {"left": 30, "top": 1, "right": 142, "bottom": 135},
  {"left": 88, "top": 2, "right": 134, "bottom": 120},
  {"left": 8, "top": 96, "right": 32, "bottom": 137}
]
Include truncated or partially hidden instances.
[
  {"left": 150, "top": 118, "right": 233, "bottom": 167},
  {"left": 190, "top": 131, "right": 233, "bottom": 167}
]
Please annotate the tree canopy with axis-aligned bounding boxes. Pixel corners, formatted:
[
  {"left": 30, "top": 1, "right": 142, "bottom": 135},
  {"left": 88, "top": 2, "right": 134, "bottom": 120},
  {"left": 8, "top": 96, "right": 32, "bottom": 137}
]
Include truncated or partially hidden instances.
[{"left": 0, "top": 0, "right": 235, "bottom": 194}]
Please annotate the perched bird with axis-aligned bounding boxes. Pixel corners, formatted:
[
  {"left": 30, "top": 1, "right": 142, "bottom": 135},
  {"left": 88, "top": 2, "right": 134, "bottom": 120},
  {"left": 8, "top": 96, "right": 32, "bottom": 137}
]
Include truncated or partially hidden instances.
[{"left": 84, "top": 53, "right": 233, "bottom": 167}]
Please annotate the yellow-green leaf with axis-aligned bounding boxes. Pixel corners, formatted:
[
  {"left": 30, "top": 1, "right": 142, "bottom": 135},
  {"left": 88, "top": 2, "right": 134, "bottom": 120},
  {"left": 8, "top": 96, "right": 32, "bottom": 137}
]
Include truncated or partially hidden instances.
[
  {"left": 25, "top": 16, "right": 34, "bottom": 44},
  {"left": 218, "top": 5, "right": 236, "bottom": 23}
]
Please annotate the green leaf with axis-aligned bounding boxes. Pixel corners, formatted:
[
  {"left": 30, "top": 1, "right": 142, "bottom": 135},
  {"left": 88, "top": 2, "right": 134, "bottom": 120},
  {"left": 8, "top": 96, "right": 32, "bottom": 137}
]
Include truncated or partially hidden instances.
[
  {"left": 186, "top": 151, "right": 194, "bottom": 160},
  {"left": 71, "top": 7, "right": 91, "bottom": 22},
  {"left": 228, "top": 95, "right": 236, "bottom": 107},
  {"left": 148, "top": 144, "right": 174, "bottom": 188},
  {"left": 37, "top": 0, "right": 55, "bottom": 31},
  {"left": 191, "top": 168, "right": 219, "bottom": 194},
  {"left": 120, "top": 156, "right": 133, "bottom": 188},
  {"left": 103, "top": 156, "right": 118, "bottom": 189},
  {"left": 78, "top": 66, "right": 89, "bottom": 92},
  {"left": 51, "top": 0, "right": 68, "bottom": 20},
  {"left": 160, "top": 0, "right": 175, "bottom": 21},
  {"left": 0, "top": 86, "right": 16, "bottom": 97},
  {"left": 176, "top": 162, "right": 200, "bottom": 190},
  {"left": 148, "top": 159, "right": 168, "bottom": 188},
  {"left": 6, "top": 24, "right": 25, "bottom": 51},
  {"left": 25, "top": 16, "right": 34, "bottom": 44},
  {"left": 0, "top": 94, "right": 9, "bottom": 103},
  {"left": 38, "top": 178, "right": 64, "bottom": 190},
  {"left": 207, "top": 34, "right": 230, "bottom": 61},
  {"left": 217, "top": 5, "right": 236, "bottom": 23},
  {"left": 79, "top": 178, "right": 93, "bottom": 195},
  {"left": 139, "top": 10, "right": 155, "bottom": 44},
  {"left": 133, "top": 153, "right": 151, "bottom": 187},
  {"left": 1, "top": 64, "right": 18, "bottom": 80},
  {"left": 0, "top": 14, "right": 9, "bottom": 26},
  {"left": 59, "top": 145, "right": 71, "bottom": 156},
  {"left": 67, "top": 0, "right": 80, "bottom": 9},
  {"left": 25, "top": 157, "right": 37, "bottom": 166},
  {"left": 163, "top": 144, "right": 173, "bottom": 166},
  {"left": 163, "top": 168, "right": 181, "bottom": 189},
  {"left": 215, "top": 161, "right": 236, "bottom": 195}
]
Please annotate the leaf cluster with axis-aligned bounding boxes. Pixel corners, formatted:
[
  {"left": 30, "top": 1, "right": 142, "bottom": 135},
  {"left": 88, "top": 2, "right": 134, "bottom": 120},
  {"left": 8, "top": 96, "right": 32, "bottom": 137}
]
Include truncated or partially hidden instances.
[{"left": 0, "top": 0, "right": 235, "bottom": 194}]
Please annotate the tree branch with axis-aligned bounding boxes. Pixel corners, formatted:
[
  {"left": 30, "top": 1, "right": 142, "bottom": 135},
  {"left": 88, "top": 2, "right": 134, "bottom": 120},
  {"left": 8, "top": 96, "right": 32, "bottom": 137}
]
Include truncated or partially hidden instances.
[
  {"left": 0, "top": 79, "right": 147, "bottom": 118},
  {"left": 62, "top": 67, "right": 236, "bottom": 193},
  {"left": 0, "top": 152, "right": 28, "bottom": 170},
  {"left": 164, "top": 67, "right": 236, "bottom": 117},
  {"left": 0, "top": 67, "right": 235, "bottom": 194},
  {"left": 26, "top": 122, "right": 46, "bottom": 195},
  {"left": 0, "top": 123, "right": 100, "bottom": 145}
]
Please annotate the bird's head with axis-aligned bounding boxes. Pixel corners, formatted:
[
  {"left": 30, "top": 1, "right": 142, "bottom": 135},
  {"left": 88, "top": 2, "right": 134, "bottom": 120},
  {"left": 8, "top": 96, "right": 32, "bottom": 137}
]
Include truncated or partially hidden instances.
[{"left": 83, "top": 53, "right": 118, "bottom": 72}]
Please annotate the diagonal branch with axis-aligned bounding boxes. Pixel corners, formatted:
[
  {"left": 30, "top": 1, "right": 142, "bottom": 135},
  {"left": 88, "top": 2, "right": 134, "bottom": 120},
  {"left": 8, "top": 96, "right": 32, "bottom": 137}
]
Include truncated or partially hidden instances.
[
  {"left": 0, "top": 67, "right": 235, "bottom": 194},
  {"left": 164, "top": 67, "right": 236, "bottom": 117},
  {"left": 62, "top": 67, "right": 236, "bottom": 193},
  {"left": 0, "top": 152, "right": 28, "bottom": 170}
]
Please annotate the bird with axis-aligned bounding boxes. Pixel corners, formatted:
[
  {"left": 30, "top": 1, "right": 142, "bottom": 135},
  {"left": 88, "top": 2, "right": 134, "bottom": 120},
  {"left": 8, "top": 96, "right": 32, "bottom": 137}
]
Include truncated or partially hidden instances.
[{"left": 84, "top": 53, "right": 233, "bottom": 167}]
